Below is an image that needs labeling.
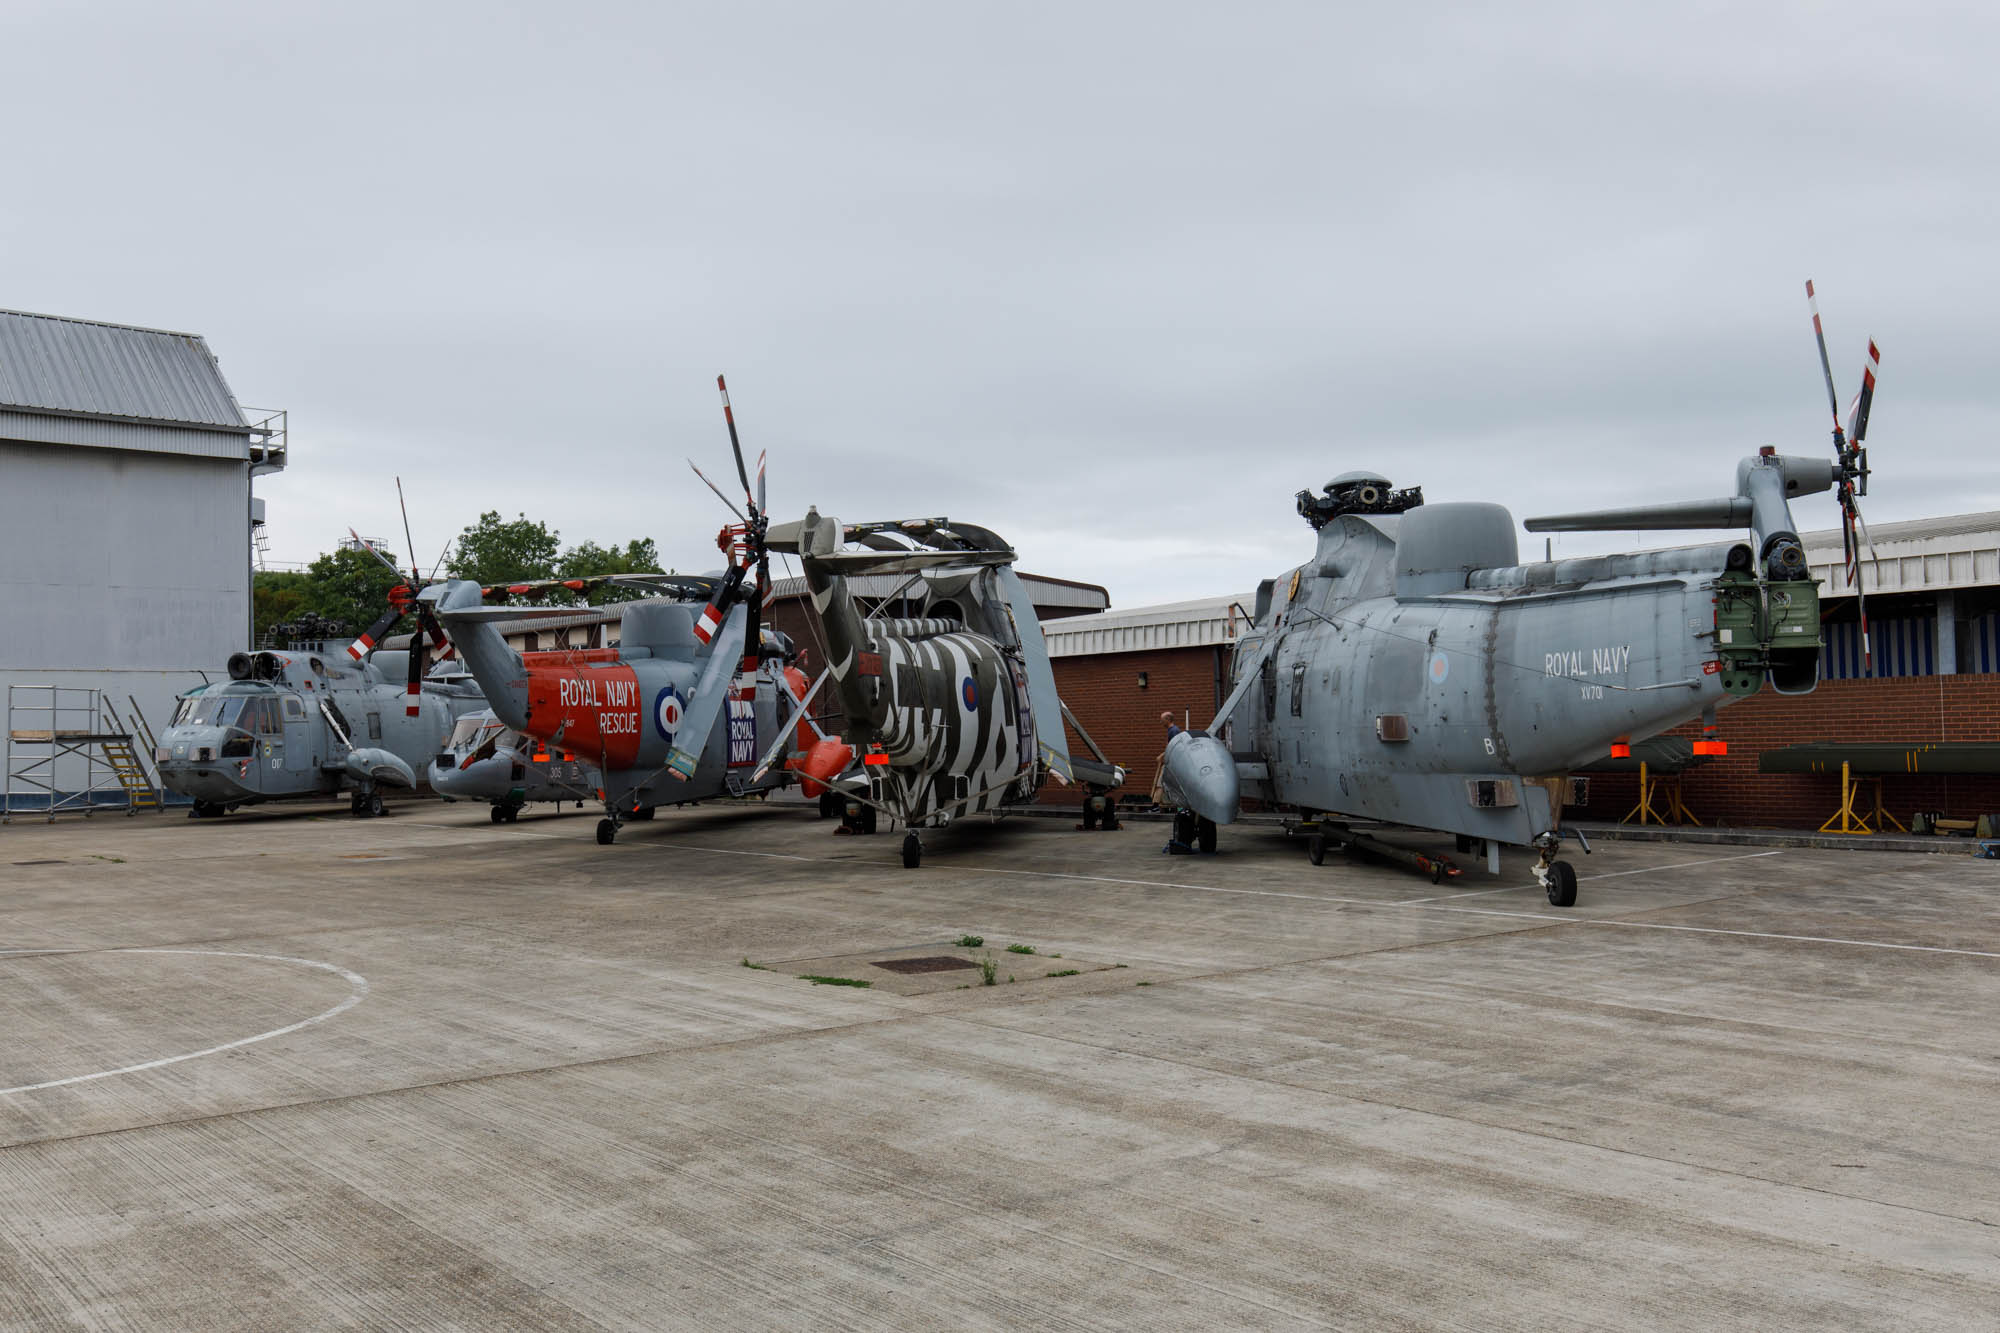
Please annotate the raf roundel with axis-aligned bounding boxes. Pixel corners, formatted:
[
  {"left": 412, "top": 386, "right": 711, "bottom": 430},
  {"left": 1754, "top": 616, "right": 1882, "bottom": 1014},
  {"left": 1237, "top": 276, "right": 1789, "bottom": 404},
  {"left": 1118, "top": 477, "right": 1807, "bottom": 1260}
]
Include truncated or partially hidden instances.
[
  {"left": 654, "top": 686, "right": 685, "bottom": 741},
  {"left": 961, "top": 675, "right": 979, "bottom": 711},
  {"left": 1427, "top": 652, "right": 1450, "bottom": 686}
]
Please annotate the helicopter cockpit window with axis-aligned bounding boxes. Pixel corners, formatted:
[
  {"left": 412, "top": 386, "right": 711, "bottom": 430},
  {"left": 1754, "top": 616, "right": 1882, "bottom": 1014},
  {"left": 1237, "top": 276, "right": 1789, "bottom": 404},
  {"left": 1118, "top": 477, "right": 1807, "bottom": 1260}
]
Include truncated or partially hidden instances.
[
  {"left": 239, "top": 698, "right": 281, "bottom": 734},
  {"left": 184, "top": 696, "right": 245, "bottom": 728},
  {"left": 446, "top": 715, "right": 489, "bottom": 751}
]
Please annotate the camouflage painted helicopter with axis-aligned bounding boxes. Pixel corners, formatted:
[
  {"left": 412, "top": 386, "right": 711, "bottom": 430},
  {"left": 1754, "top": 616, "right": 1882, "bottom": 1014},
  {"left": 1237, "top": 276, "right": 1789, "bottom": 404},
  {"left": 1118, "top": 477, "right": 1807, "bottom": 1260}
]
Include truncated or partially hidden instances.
[
  {"left": 430, "top": 378, "right": 836, "bottom": 845},
  {"left": 1159, "top": 282, "right": 1880, "bottom": 905},
  {"left": 769, "top": 506, "right": 1127, "bottom": 868}
]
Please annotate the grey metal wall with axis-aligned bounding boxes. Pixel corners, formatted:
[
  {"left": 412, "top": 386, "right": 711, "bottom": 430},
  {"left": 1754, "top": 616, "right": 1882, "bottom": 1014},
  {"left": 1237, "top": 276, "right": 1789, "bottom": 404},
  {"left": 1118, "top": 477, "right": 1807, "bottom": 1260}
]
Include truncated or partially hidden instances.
[{"left": 1, "top": 439, "right": 248, "bottom": 791}]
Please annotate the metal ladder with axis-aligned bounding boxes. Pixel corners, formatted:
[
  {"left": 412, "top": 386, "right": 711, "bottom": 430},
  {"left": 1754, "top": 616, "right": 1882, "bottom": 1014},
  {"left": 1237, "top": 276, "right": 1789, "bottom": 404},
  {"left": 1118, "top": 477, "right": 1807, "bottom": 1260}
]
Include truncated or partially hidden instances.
[{"left": 99, "top": 696, "right": 161, "bottom": 809}]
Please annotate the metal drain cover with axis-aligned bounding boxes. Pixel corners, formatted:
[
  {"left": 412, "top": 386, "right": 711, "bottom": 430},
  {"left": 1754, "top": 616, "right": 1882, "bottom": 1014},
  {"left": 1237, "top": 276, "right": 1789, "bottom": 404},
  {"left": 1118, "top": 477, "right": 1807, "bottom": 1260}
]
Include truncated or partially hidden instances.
[{"left": 871, "top": 956, "right": 980, "bottom": 974}]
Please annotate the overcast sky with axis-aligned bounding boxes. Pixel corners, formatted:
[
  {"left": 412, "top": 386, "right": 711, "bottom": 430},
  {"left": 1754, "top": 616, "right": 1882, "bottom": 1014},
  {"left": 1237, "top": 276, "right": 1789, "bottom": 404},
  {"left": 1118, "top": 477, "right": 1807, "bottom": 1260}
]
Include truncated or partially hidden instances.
[{"left": 7, "top": 1, "right": 1996, "bottom": 607}]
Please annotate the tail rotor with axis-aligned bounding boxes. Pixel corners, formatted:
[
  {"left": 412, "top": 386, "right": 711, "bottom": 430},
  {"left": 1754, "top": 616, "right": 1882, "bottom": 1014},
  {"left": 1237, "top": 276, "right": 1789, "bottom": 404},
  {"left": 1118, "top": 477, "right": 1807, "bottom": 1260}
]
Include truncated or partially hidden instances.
[{"left": 1805, "top": 280, "right": 1882, "bottom": 675}]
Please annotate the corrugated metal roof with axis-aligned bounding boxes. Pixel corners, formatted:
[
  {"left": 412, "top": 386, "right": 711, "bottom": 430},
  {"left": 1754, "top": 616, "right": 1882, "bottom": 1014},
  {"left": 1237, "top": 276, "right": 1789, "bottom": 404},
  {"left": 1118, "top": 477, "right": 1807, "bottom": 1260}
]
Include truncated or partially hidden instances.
[
  {"left": 0, "top": 309, "right": 247, "bottom": 430},
  {"left": 1044, "top": 593, "right": 1251, "bottom": 658},
  {"left": 1803, "top": 510, "right": 2000, "bottom": 599}
]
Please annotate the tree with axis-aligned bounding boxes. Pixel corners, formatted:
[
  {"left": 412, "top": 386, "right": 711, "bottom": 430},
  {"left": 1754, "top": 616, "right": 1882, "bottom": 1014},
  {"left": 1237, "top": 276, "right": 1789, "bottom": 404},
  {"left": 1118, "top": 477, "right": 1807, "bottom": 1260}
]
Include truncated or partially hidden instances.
[
  {"left": 559, "top": 537, "right": 665, "bottom": 605},
  {"left": 299, "top": 546, "right": 407, "bottom": 636},
  {"left": 252, "top": 571, "right": 312, "bottom": 642},
  {"left": 447, "top": 511, "right": 560, "bottom": 589}
]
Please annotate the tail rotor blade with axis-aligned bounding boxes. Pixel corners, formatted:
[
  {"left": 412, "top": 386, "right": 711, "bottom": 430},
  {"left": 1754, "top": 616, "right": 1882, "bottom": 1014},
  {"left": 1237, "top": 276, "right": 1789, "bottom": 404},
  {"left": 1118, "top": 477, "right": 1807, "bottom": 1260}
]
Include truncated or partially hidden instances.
[
  {"left": 1805, "top": 279, "right": 1846, "bottom": 444},
  {"left": 1847, "top": 339, "right": 1880, "bottom": 445}
]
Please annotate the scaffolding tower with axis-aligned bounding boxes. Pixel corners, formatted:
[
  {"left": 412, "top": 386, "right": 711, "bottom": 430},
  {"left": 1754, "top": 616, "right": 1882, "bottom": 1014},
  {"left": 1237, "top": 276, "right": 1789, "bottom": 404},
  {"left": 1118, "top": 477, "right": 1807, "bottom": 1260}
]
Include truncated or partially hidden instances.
[{"left": 3, "top": 686, "right": 162, "bottom": 822}]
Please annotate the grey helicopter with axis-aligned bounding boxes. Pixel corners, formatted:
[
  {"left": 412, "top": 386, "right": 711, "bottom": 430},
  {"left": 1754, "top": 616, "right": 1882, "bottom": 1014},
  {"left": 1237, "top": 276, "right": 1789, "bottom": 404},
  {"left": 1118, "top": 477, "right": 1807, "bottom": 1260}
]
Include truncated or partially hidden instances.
[
  {"left": 1158, "top": 282, "right": 1880, "bottom": 905},
  {"left": 430, "top": 708, "right": 602, "bottom": 822},
  {"left": 155, "top": 603, "right": 490, "bottom": 818}
]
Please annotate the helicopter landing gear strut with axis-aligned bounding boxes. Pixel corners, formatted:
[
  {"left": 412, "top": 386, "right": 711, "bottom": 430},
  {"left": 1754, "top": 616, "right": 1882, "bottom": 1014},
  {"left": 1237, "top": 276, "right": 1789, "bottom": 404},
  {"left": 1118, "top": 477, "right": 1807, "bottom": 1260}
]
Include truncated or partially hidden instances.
[
  {"left": 1533, "top": 831, "right": 1580, "bottom": 907},
  {"left": 349, "top": 790, "right": 385, "bottom": 818}
]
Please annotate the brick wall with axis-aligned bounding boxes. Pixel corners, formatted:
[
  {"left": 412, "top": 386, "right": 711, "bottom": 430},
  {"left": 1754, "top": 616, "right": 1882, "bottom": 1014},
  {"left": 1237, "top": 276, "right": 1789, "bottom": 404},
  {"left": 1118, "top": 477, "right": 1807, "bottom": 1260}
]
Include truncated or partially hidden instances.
[
  {"left": 1576, "top": 673, "right": 2000, "bottom": 829},
  {"left": 1045, "top": 646, "right": 1227, "bottom": 804}
]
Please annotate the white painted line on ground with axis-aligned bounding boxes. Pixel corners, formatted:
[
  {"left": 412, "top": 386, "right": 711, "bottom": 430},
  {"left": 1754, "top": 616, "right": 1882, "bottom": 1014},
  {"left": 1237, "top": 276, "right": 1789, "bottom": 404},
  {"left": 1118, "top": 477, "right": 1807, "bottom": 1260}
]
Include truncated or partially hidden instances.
[
  {"left": 0, "top": 949, "right": 369, "bottom": 1097},
  {"left": 1582, "top": 850, "right": 1788, "bottom": 881}
]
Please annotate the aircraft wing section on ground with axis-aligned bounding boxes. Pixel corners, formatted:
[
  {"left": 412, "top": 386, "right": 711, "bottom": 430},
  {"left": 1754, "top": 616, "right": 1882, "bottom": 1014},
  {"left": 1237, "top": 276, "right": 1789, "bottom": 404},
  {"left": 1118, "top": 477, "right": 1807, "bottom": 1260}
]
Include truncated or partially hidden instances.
[{"left": 996, "top": 565, "right": 1072, "bottom": 784}]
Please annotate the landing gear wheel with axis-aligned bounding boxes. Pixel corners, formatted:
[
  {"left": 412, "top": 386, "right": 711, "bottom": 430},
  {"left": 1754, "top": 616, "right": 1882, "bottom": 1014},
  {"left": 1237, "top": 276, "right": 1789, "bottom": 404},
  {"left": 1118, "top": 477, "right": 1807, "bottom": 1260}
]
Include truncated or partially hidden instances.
[
  {"left": 861, "top": 804, "right": 878, "bottom": 835},
  {"left": 489, "top": 804, "right": 506, "bottom": 824},
  {"left": 1307, "top": 833, "right": 1327, "bottom": 866},
  {"left": 504, "top": 806, "right": 520, "bottom": 823},
  {"left": 1544, "top": 859, "right": 1578, "bottom": 907},
  {"left": 1081, "top": 802, "right": 1099, "bottom": 831},
  {"left": 1171, "top": 810, "right": 1197, "bottom": 846},
  {"left": 1102, "top": 804, "right": 1120, "bottom": 831},
  {"left": 1196, "top": 817, "right": 1217, "bottom": 855},
  {"left": 818, "top": 791, "right": 839, "bottom": 819},
  {"left": 596, "top": 818, "right": 618, "bottom": 846},
  {"left": 901, "top": 832, "right": 922, "bottom": 868},
  {"left": 366, "top": 792, "right": 385, "bottom": 818}
]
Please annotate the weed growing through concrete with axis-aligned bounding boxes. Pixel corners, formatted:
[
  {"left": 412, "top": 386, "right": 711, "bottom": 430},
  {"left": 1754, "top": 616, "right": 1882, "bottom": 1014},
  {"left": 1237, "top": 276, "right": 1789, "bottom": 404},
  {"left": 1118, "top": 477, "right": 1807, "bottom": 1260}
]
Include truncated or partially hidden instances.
[
  {"left": 954, "top": 934, "right": 984, "bottom": 948},
  {"left": 1047, "top": 952, "right": 1061, "bottom": 958},
  {"left": 1047, "top": 969, "right": 1079, "bottom": 978},
  {"left": 740, "top": 958, "right": 769, "bottom": 970},
  {"left": 979, "top": 953, "right": 998, "bottom": 986},
  {"left": 799, "top": 975, "right": 872, "bottom": 988},
  {"left": 1006, "top": 944, "right": 1036, "bottom": 955},
  {"left": 89, "top": 854, "right": 124, "bottom": 864}
]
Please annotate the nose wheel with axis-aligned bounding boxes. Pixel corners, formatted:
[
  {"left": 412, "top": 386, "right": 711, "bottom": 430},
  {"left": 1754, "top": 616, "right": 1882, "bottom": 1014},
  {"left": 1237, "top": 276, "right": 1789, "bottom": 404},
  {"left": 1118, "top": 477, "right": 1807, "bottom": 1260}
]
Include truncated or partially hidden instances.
[
  {"left": 901, "top": 831, "right": 923, "bottom": 868},
  {"left": 596, "top": 817, "right": 619, "bottom": 845}
]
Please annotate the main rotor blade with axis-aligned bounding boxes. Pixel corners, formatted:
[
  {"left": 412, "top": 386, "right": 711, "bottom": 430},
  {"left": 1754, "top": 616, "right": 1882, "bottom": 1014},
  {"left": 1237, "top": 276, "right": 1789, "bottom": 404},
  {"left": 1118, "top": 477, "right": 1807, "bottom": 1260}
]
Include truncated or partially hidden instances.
[
  {"left": 1805, "top": 279, "right": 1845, "bottom": 440},
  {"left": 396, "top": 476, "right": 420, "bottom": 583},
  {"left": 665, "top": 604, "right": 748, "bottom": 780},
  {"left": 717, "top": 375, "right": 754, "bottom": 508},
  {"left": 750, "top": 669, "right": 829, "bottom": 782},
  {"left": 348, "top": 527, "right": 404, "bottom": 577},
  {"left": 346, "top": 604, "right": 403, "bottom": 663},
  {"left": 756, "top": 448, "right": 767, "bottom": 518},
  {"left": 689, "top": 459, "right": 746, "bottom": 522}
]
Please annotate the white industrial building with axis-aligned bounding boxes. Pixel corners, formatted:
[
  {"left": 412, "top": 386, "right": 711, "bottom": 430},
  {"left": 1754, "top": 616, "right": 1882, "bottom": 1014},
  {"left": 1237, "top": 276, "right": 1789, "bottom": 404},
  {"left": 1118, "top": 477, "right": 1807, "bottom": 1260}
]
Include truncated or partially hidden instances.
[{"left": 1, "top": 308, "right": 283, "bottom": 809}]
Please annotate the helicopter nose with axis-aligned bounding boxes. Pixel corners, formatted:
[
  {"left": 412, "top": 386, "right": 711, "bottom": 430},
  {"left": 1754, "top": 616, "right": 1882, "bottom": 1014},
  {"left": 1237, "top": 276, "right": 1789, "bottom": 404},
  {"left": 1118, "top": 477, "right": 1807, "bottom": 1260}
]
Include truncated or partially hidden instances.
[{"left": 1160, "top": 731, "right": 1239, "bottom": 826}]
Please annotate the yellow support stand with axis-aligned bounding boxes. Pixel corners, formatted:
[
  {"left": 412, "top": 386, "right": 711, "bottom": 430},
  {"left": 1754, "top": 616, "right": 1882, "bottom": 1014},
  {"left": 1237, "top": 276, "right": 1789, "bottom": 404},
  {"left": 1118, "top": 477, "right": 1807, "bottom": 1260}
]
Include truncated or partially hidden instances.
[
  {"left": 1621, "top": 763, "right": 1702, "bottom": 826},
  {"left": 1818, "top": 760, "right": 1906, "bottom": 835}
]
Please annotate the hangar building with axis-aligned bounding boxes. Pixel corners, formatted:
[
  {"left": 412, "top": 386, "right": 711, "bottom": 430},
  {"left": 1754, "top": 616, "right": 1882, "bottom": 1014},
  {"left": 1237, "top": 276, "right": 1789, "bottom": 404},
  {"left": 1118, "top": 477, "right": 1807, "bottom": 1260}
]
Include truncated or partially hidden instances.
[{"left": 1, "top": 309, "right": 283, "bottom": 806}]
